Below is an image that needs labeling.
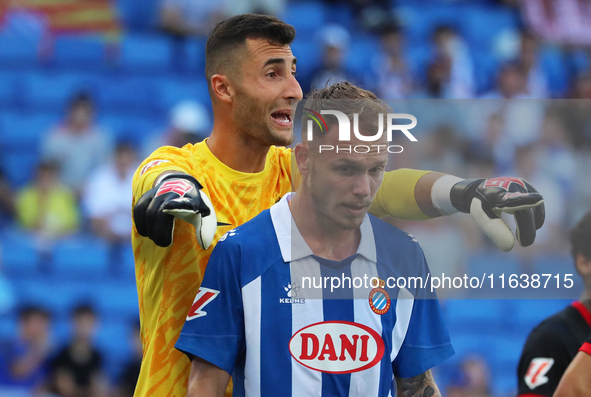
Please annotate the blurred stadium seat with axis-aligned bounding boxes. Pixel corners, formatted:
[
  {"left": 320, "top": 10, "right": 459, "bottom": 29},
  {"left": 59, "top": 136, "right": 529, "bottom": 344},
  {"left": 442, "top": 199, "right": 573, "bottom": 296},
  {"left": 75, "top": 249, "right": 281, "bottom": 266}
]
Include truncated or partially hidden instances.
[
  {"left": 0, "top": 35, "right": 40, "bottom": 68},
  {"left": 0, "top": 233, "right": 40, "bottom": 276},
  {"left": 52, "top": 236, "right": 110, "bottom": 279},
  {"left": 52, "top": 36, "right": 107, "bottom": 69},
  {"left": 120, "top": 34, "right": 172, "bottom": 72},
  {"left": 96, "top": 281, "right": 139, "bottom": 321},
  {"left": 282, "top": 2, "right": 326, "bottom": 40},
  {"left": 21, "top": 71, "right": 100, "bottom": 111},
  {"left": 156, "top": 77, "right": 210, "bottom": 109}
]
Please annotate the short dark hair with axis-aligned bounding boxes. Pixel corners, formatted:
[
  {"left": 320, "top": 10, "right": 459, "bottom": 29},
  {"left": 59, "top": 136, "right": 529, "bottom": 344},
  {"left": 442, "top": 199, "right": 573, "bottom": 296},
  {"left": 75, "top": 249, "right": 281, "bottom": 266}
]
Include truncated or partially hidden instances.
[
  {"left": 69, "top": 91, "right": 93, "bottom": 109},
  {"left": 570, "top": 211, "right": 591, "bottom": 260},
  {"left": 205, "top": 14, "right": 296, "bottom": 93},
  {"left": 302, "top": 82, "right": 391, "bottom": 142},
  {"left": 72, "top": 303, "right": 96, "bottom": 318},
  {"left": 19, "top": 305, "right": 51, "bottom": 321}
]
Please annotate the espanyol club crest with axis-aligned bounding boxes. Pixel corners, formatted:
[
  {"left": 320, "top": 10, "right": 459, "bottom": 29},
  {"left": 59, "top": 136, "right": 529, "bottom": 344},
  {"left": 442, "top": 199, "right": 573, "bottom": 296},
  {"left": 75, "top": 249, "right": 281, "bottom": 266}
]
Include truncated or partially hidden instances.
[{"left": 368, "top": 286, "right": 390, "bottom": 315}]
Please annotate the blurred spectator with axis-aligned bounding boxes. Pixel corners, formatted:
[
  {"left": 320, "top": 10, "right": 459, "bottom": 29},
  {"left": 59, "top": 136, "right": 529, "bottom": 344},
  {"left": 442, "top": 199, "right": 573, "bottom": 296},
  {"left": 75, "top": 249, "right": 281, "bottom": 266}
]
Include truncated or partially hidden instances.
[
  {"left": 432, "top": 25, "right": 474, "bottom": 98},
  {"left": 465, "top": 113, "right": 515, "bottom": 175},
  {"left": 142, "top": 101, "right": 212, "bottom": 158},
  {"left": 482, "top": 62, "right": 530, "bottom": 99},
  {"left": 538, "top": 113, "right": 576, "bottom": 195},
  {"left": 83, "top": 142, "right": 138, "bottom": 244},
  {"left": 447, "top": 355, "right": 492, "bottom": 397},
  {"left": 517, "top": 31, "right": 549, "bottom": 98},
  {"left": 370, "top": 24, "right": 413, "bottom": 98},
  {"left": 0, "top": 306, "right": 52, "bottom": 395},
  {"left": 41, "top": 92, "right": 113, "bottom": 193},
  {"left": 0, "top": 169, "right": 15, "bottom": 226},
  {"left": 310, "top": 25, "right": 359, "bottom": 91},
  {"left": 49, "top": 304, "right": 107, "bottom": 397},
  {"left": 116, "top": 322, "right": 142, "bottom": 397},
  {"left": 159, "top": 0, "right": 226, "bottom": 37},
  {"left": 416, "top": 56, "right": 454, "bottom": 99},
  {"left": 521, "top": 0, "right": 591, "bottom": 46},
  {"left": 15, "top": 161, "right": 79, "bottom": 239}
]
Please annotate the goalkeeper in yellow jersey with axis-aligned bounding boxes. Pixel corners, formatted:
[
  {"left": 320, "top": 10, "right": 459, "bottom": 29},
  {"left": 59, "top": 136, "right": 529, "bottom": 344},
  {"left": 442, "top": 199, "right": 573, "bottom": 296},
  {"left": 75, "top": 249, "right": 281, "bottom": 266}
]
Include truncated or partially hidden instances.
[{"left": 131, "top": 14, "right": 544, "bottom": 397}]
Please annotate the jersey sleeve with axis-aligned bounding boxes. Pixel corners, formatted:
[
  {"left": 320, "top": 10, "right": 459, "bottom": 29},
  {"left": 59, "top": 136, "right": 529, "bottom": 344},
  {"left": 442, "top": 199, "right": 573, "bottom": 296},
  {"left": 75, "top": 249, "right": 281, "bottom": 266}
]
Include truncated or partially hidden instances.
[
  {"left": 175, "top": 236, "right": 245, "bottom": 375},
  {"left": 391, "top": 249, "right": 454, "bottom": 379},
  {"left": 579, "top": 334, "right": 591, "bottom": 356},
  {"left": 370, "top": 168, "right": 432, "bottom": 221},
  {"left": 517, "top": 325, "right": 571, "bottom": 397},
  {"left": 131, "top": 146, "right": 196, "bottom": 206}
]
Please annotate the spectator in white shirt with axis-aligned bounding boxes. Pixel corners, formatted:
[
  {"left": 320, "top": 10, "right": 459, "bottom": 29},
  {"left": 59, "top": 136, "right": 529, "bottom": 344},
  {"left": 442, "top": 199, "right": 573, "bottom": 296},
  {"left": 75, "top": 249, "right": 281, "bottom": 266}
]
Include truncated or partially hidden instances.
[{"left": 83, "top": 142, "right": 138, "bottom": 244}]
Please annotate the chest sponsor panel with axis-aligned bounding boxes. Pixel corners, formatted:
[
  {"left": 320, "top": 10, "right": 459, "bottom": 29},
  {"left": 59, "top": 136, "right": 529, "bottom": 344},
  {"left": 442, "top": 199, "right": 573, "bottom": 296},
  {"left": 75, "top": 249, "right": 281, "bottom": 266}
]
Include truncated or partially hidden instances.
[{"left": 289, "top": 321, "right": 385, "bottom": 374}]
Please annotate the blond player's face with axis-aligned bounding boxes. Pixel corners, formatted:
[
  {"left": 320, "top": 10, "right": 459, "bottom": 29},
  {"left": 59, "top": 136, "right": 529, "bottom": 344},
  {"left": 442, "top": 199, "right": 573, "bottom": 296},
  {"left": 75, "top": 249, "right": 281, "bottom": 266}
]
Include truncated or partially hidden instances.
[
  {"left": 308, "top": 127, "right": 388, "bottom": 230},
  {"left": 233, "top": 38, "right": 303, "bottom": 146}
]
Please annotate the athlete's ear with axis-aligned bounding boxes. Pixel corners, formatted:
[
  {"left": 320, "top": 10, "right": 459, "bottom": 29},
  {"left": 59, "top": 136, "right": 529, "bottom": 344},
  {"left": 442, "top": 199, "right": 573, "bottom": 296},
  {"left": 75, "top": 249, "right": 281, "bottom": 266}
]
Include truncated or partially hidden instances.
[
  {"left": 211, "top": 74, "right": 234, "bottom": 104},
  {"left": 294, "top": 143, "right": 310, "bottom": 176}
]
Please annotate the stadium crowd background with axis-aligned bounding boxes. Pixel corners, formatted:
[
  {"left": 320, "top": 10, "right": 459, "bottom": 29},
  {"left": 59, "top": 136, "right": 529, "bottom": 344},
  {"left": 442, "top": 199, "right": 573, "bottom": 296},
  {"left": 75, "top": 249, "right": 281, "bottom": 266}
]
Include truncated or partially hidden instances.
[{"left": 0, "top": 0, "right": 590, "bottom": 396}]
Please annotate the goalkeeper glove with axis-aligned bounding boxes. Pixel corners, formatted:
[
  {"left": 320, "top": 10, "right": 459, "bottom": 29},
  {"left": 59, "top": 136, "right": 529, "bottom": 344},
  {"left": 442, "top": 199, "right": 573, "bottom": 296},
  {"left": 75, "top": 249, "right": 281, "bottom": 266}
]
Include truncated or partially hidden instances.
[
  {"left": 450, "top": 177, "right": 545, "bottom": 252},
  {"left": 133, "top": 173, "right": 217, "bottom": 249}
]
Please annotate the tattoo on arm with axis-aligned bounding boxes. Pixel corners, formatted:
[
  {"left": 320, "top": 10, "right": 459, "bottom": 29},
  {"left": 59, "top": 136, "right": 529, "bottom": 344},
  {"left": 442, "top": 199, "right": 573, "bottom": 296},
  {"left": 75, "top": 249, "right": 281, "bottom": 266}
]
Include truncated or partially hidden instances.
[{"left": 396, "top": 370, "right": 440, "bottom": 397}]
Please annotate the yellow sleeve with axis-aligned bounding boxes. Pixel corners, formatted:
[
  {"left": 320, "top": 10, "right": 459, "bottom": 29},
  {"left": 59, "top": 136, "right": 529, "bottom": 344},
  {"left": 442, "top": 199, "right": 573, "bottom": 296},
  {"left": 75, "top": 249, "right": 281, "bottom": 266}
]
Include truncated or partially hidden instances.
[
  {"left": 132, "top": 146, "right": 195, "bottom": 206},
  {"left": 369, "top": 168, "right": 432, "bottom": 220}
]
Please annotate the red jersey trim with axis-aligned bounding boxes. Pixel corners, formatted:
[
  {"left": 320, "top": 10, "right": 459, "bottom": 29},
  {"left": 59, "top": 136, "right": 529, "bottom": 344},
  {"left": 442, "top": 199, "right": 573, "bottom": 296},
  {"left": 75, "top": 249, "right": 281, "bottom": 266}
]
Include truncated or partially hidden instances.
[
  {"left": 518, "top": 394, "right": 547, "bottom": 397},
  {"left": 580, "top": 342, "right": 591, "bottom": 356},
  {"left": 571, "top": 301, "right": 591, "bottom": 328}
]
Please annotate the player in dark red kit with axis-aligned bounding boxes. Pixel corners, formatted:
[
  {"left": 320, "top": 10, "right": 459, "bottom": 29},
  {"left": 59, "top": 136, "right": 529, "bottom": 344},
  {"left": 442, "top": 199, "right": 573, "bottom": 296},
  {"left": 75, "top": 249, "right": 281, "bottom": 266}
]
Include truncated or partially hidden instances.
[{"left": 517, "top": 211, "right": 591, "bottom": 397}]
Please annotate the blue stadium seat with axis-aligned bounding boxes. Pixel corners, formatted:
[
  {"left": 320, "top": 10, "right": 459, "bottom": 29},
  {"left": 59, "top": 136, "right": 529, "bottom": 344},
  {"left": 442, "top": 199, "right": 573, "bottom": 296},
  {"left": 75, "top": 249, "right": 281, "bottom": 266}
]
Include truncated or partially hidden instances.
[
  {"left": 281, "top": 2, "right": 326, "bottom": 40},
  {"left": 346, "top": 34, "right": 381, "bottom": 76},
  {"left": 116, "top": 0, "right": 158, "bottom": 32},
  {"left": 467, "top": 252, "right": 522, "bottom": 278},
  {"left": 460, "top": 6, "right": 518, "bottom": 50},
  {"left": 0, "top": 34, "right": 39, "bottom": 67},
  {"left": 11, "top": 278, "right": 98, "bottom": 318},
  {"left": 0, "top": 232, "right": 40, "bottom": 276},
  {"left": 183, "top": 38, "right": 206, "bottom": 74},
  {"left": 100, "top": 114, "right": 162, "bottom": 145},
  {"left": 0, "top": 71, "right": 20, "bottom": 107},
  {"left": 98, "top": 76, "right": 159, "bottom": 113},
  {"left": 120, "top": 34, "right": 172, "bottom": 72},
  {"left": 22, "top": 72, "right": 100, "bottom": 111},
  {"left": 0, "top": 315, "right": 17, "bottom": 341},
  {"left": 52, "top": 36, "right": 107, "bottom": 68},
  {"left": 0, "top": 152, "right": 40, "bottom": 188},
  {"left": 0, "top": 111, "right": 59, "bottom": 149},
  {"left": 533, "top": 254, "right": 571, "bottom": 275},
  {"left": 52, "top": 236, "right": 110, "bottom": 279},
  {"left": 290, "top": 39, "right": 321, "bottom": 84},
  {"left": 117, "top": 244, "right": 136, "bottom": 280},
  {"left": 96, "top": 282, "right": 138, "bottom": 321},
  {"left": 156, "top": 78, "right": 210, "bottom": 110},
  {"left": 513, "top": 299, "right": 571, "bottom": 330},
  {"left": 444, "top": 299, "right": 506, "bottom": 326}
]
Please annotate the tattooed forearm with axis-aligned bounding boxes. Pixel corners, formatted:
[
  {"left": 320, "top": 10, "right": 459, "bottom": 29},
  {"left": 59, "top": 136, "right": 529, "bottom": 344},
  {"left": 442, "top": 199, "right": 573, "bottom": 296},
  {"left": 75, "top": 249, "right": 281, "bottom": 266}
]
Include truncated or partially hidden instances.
[{"left": 396, "top": 370, "right": 441, "bottom": 397}]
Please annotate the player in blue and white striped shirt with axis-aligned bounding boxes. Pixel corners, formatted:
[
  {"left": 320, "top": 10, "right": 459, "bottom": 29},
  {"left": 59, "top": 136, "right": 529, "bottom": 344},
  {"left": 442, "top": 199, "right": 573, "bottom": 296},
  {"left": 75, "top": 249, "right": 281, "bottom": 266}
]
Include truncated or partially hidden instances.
[{"left": 176, "top": 83, "right": 454, "bottom": 396}]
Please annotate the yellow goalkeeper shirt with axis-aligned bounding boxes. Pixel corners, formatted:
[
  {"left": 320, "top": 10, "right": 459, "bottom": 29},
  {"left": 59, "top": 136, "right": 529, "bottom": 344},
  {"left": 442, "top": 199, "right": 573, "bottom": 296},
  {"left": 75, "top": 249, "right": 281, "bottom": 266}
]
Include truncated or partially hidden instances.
[{"left": 131, "top": 140, "right": 430, "bottom": 397}]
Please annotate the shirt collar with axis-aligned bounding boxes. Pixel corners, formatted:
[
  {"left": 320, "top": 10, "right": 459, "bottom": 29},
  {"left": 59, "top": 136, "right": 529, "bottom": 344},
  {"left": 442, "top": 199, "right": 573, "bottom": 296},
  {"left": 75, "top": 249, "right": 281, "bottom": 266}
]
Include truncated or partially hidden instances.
[{"left": 270, "top": 192, "right": 377, "bottom": 263}]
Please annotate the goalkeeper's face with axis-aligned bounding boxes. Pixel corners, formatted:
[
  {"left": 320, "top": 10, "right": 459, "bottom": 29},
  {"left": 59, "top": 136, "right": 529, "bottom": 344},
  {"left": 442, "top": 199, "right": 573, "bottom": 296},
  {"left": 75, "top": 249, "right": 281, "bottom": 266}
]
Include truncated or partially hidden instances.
[
  {"left": 233, "top": 38, "right": 303, "bottom": 146},
  {"left": 307, "top": 127, "right": 388, "bottom": 231}
]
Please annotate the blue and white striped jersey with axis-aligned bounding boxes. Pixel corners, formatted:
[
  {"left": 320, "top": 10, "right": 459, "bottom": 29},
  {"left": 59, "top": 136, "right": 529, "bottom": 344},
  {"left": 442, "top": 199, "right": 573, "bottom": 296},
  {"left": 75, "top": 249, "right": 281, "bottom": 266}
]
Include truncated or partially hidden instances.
[{"left": 176, "top": 193, "right": 454, "bottom": 396}]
